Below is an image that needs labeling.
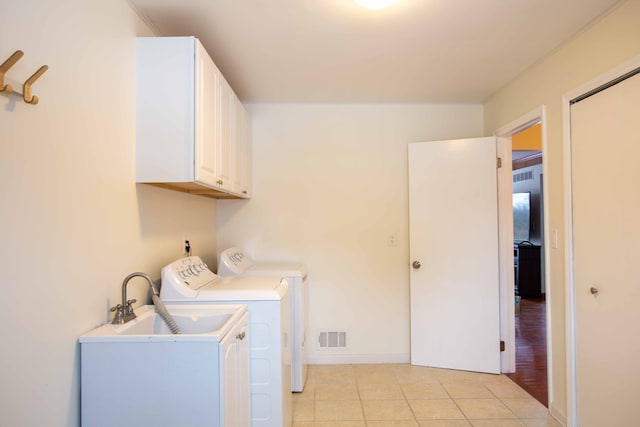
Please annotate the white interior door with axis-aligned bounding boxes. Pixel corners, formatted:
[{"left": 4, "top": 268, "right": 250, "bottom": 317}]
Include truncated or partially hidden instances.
[
  {"left": 570, "top": 71, "right": 640, "bottom": 427},
  {"left": 409, "top": 137, "right": 501, "bottom": 374}
]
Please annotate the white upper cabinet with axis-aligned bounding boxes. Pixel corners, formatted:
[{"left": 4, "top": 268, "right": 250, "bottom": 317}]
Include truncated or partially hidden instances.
[
  {"left": 233, "top": 97, "right": 252, "bottom": 197},
  {"left": 136, "top": 37, "right": 251, "bottom": 199},
  {"left": 216, "top": 74, "right": 234, "bottom": 192},
  {"left": 194, "top": 42, "right": 221, "bottom": 189}
]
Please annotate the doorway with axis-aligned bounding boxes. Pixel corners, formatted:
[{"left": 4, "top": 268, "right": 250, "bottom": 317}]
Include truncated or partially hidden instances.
[
  {"left": 506, "top": 124, "right": 547, "bottom": 406},
  {"left": 494, "top": 107, "right": 552, "bottom": 410},
  {"left": 407, "top": 114, "right": 552, "bottom": 387}
]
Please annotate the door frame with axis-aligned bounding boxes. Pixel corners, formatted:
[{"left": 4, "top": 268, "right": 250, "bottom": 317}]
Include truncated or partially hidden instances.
[
  {"left": 493, "top": 107, "right": 551, "bottom": 388},
  {"left": 562, "top": 53, "right": 640, "bottom": 427}
]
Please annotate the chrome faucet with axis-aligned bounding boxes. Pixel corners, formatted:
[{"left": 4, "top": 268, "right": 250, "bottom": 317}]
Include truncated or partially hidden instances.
[{"left": 110, "top": 272, "right": 159, "bottom": 324}]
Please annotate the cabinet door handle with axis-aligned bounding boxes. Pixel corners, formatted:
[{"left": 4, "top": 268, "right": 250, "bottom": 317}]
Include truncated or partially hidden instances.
[{"left": 236, "top": 331, "right": 246, "bottom": 340}]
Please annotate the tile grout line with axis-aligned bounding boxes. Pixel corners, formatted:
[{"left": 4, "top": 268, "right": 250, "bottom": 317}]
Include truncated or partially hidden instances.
[
  {"left": 396, "top": 373, "right": 420, "bottom": 424},
  {"left": 442, "top": 380, "right": 468, "bottom": 424}
]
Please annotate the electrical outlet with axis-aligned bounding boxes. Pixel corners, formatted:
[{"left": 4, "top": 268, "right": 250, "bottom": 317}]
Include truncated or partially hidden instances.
[
  {"left": 387, "top": 232, "right": 398, "bottom": 247},
  {"left": 184, "top": 239, "right": 191, "bottom": 255}
]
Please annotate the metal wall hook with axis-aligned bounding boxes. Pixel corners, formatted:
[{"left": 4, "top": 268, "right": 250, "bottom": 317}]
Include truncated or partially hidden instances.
[
  {"left": 0, "top": 50, "right": 24, "bottom": 94},
  {"left": 23, "top": 65, "right": 48, "bottom": 105}
]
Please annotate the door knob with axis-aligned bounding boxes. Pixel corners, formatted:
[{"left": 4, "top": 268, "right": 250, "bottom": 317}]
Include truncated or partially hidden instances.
[
  {"left": 412, "top": 260, "right": 421, "bottom": 269},
  {"left": 590, "top": 287, "right": 598, "bottom": 295}
]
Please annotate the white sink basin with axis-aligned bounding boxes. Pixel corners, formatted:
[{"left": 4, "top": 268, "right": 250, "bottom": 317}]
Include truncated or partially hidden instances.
[
  {"left": 80, "top": 303, "right": 247, "bottom": 342},
  {"left": 80, "top": 301, "right": 250, "bottom": 427}
]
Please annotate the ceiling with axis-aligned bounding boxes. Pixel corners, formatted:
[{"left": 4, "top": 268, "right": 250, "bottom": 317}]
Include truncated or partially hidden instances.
[{"left": 128, "top": 0, "right": 621, "bottom": 103}]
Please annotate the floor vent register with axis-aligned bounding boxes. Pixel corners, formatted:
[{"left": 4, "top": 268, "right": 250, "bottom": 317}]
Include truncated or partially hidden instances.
[{"left": 317, "top": 330, "right": 348, "bottom": 350}]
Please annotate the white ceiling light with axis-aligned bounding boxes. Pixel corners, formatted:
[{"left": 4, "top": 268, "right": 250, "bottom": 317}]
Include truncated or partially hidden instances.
[{"left": 355, "top": 0, "right": 397, "bottom": 9}]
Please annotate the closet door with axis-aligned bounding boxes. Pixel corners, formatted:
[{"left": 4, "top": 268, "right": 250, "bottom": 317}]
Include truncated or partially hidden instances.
[{"left": 571, "top": 71, "right": 640, "bottom": 427}]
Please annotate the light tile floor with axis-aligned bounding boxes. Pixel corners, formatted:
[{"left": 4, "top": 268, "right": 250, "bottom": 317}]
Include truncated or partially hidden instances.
[{"left": 293, "top": 364, "right": 562, "bottom": 427}]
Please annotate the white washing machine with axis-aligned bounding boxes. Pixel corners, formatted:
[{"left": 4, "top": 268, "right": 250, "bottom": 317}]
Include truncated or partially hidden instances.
[
  {"left": 160, "top": 256, "right": 291, "bottom": 427},
  {"left": 218, "top": 247, "right": 308, "bottom": 392}
]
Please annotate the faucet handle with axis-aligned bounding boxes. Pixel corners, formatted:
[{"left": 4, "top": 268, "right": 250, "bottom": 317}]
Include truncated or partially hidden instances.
[
  {"left": 125, "top": 299, "right": 137, "bottom": 316},
  {"left": 122, "top": 298, "right": 138, "bottom": 323},
  {"left": 110, "top": 304, "right": 124, "bottom": 324}
]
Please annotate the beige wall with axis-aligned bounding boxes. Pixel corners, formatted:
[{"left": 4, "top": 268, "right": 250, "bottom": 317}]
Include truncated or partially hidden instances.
[
  {"left": 483, "top": 0, "right": 640, "bottom": 421},
  {"left": 3, "top": 0, "right": 634, "bottom": 424},
  {"left": 0, "top": 1, "right": 218, "bottom": 426},
  {"left": 216, "top": 103, "right": 484, "bottom": 363}
]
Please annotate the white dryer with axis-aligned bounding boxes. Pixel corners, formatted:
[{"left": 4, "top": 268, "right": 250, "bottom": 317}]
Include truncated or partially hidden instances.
[
  {"left": 218, "top": 247, "right": 308, "bottom": 392},
  {"left": 160, "top": 256, "right": 291, "bottom": 427}
]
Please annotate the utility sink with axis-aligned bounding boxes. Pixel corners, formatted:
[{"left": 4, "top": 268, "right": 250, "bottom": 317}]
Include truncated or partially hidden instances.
[
  {"left": 80, "top": 303, "right": 247, "bottom": 342},
  {"left": 80, "top": 302, "right": 250, "bottom": 427}
]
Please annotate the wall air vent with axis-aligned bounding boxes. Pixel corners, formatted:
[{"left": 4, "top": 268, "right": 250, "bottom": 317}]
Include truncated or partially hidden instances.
[
  {"left": 513, "top": 170, "right": 533, "bottom": 183},
  {"left": 317, "top": 330, "right": 348, "bottom": 350}
]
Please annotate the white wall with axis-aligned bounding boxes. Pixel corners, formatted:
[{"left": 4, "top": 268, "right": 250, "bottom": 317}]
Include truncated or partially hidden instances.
[
  {"left": 483, "top": 0, "right": 640, "bottom": 421},
  {"left": 216, "top": 104, "right": 484, "bottom": 363},
  {"left": 0, "top": 1, "right": 217, "bottom": 426}
]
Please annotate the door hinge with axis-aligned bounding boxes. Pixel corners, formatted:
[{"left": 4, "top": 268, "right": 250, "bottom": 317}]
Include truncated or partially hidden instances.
[
  {"left": 497, "top": 157, "right": 503, "bottom": 168},
  {"left": 500, "top": 340, "right": 505, "bottom": 352}
]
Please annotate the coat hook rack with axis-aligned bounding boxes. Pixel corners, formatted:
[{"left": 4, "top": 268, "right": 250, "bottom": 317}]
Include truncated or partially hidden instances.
[
  {"left": 23, "top": 65, "right": 48, "bottom": 105},
  {"left": 0, "top": 50, "right": 24, "bottom": 94}
]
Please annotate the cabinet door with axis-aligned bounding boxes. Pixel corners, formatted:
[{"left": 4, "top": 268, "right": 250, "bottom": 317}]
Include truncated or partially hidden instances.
[
  {"left": 216, "top": 75, "right": 234, "bottom": 191},
  {"left": 243, "top": 108, "right": 253, "bottom": 198},
  {"left": 235, "top": 321, "right": 250, "bottom": 427},
  {"left": 194, "top": 41, "right": 219, "bottom": 188},
  {"left": 219, "top": 314, "right": 250, "bottom": 427},
  {"left": 232, "top": 99, "right": 252, "bottom": 198},
  {"left": 220, "top": 333, "right": 237, "bottom": 427}
]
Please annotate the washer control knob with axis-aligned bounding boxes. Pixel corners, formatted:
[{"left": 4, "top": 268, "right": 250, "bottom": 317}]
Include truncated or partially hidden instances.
[{"left": 189, "top": 265, "right": 199, "bottom": 275}]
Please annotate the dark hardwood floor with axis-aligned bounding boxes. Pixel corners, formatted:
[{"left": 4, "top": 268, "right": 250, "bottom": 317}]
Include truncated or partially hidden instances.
[{"left": 506, "top": 297, "right": 548, "bottom": 406}]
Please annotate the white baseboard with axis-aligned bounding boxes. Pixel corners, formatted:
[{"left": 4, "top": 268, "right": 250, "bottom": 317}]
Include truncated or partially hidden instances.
[
  {"left": 306, "top": 353, "right": 410, "bottom": 365},
  {"left": 550, "top": 404, "right": 567, "bottom": 426}
]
